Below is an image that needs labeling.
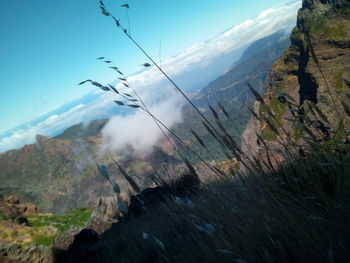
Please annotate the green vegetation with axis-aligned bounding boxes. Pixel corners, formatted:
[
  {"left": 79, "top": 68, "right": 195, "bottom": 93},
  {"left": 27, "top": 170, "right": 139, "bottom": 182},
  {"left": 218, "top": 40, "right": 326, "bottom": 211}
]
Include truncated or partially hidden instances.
[
  {"left": 0, "top": 215, "right": 8, "bottom": 221},
  {"left": 27, "top": 207, "right": 92, "bottom": 233},
  {"left": 10, "top": 230, "right": 19, "bottom": 238},
  {"left": 1, "top": 232, "right": 9, "bottom": 239},
  {"left": 304, "top": 6, "right": 349, "bottom": 40},
  {"left": 334, "top": 71, "right": 344, "bottom": 91},
  {"left": 292, "top": 123, "right": 304, "bottom": 140},
  {"left": 4, "top": 207, "right": 93, "bottom": 247},
  {"left": 32, "top": 235, "right": 57, "bottom": 247},
  {"left": 259, "top": 84, "right": 286, "bottom": 140}
]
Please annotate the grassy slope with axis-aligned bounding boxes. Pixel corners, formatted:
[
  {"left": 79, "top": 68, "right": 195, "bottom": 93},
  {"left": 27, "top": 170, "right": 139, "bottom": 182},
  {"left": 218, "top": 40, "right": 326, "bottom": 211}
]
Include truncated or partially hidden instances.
[{"left": 0, "top": 208, "right": 92, "bottom": 247}]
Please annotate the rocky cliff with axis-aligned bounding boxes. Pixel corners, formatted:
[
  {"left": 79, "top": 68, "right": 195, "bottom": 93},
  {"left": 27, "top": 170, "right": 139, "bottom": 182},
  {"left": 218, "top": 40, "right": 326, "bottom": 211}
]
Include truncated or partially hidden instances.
[{"left": 242, "top": 0, "right": 350, "bottom": 159}]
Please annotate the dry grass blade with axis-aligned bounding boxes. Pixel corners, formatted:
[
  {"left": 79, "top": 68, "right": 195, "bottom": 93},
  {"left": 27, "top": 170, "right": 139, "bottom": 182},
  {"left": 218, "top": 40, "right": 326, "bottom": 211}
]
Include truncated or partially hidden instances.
[
  {"left": 112, "top": 16, "right": 120, "bottom": 27},
  {"left": 87, "top": 81, "right": 111, "bottom": 91},
  {"left": 120, "top": 4, "right": 130, "bottom": 8},
  {"left": 100, "top": 86, "right": 110, "bottom": 91},
  {"left": 127, "top": 104, "right": 140, "bottom": 108},
  {"left": 247, "top": 83, "right": 265, "bottom": 104},
  {"left": 261, "top": 103, "right": 276, "bottom": 120},
  {"left": 91, "top": 81, "right": 103, "bottom": 87},
  {"left": 100, "top": 5, "right": 109, "bottom": 16},
  {"left": 302, "top": 125, "right": 318, "bottom": 142},
  {"left": 112, "top": 159, "right": 141, "bottom": 193},
  {"left": 256, "top": 133, "right": 267, "bottom": 148},
  {"left": 312, "top": 103, "right": 330, "bottom": 124},
  {"left": 208, "top": 104, "right": 219, "bottom": 120},
  {"left": 262, "top": 117, "right": 280, "bottom": 136},
  {"left": 78, "top": 79, "right": 92, "bottom": 85},
  {"left": 341, "top": 101, "right": 350, "bottom": 117},
  {"left": 96, "top": 162, "right": 110, "bottom": 180},
  {"left": 190, "top": 129, "right": 206, "bottom": 148},
  {"left": 344, "top": 79, "right": 350, "bottom": 89},
  {"left": 114, "top": 100, "right": 124, "bottom": 106},
  {"left": 215, "top": 120, "right": 241, "bottom": 154},
  {"left": 202, "top": 122, "right": 221, "bottom": 143},
  {"left": 108, "top": 84, "right": 119, "bottom": 94},
  {"left": 218, "top": 102, "right": 230, "bottom": 119},
  {"left": 247, "top": 107, "right": 260, "bottom": 120},
  {"left": 180, "top": 156, "right": 197, "bottom": 178}
]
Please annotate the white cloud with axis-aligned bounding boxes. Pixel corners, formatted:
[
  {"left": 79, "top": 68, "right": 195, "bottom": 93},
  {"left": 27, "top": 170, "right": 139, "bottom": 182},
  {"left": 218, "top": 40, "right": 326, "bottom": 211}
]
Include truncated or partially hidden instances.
[
  {"left": 101, "top": 93, "right": 184, "bottom": 157},
  {"left": 0, "top": 0, "right": 301, "bottom": 153}
]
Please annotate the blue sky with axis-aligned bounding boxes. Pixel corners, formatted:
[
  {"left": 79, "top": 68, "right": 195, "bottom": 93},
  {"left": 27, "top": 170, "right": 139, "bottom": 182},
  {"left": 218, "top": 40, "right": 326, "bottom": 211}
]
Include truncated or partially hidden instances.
[{"left": 0, "top": 0, "right": 301, "bottom": 152}]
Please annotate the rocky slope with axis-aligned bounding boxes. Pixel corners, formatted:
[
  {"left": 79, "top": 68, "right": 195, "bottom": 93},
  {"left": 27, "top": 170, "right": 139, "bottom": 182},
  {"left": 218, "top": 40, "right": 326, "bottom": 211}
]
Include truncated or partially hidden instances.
[
  {"left": 242, "top": 0, "right": 350, "bottom": 159},
  {"left": 0, "top": 122, "right": 180, "bottom": 214}
]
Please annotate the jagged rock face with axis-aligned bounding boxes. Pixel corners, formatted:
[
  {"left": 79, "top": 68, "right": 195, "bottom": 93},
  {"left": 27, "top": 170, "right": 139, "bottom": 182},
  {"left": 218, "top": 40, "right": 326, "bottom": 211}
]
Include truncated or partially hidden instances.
[{"left": 242, "top": 0, "right": 350, "bottom": 159}]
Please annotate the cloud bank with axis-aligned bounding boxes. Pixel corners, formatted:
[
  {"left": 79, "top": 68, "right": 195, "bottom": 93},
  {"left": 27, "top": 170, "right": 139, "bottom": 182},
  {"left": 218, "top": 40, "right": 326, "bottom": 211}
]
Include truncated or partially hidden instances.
[
  {"left": 101, "top": 93, "right": 183, "bottom": 157},
  {"left": 0, "top": 0, "right": 301, "bottom": 153}
]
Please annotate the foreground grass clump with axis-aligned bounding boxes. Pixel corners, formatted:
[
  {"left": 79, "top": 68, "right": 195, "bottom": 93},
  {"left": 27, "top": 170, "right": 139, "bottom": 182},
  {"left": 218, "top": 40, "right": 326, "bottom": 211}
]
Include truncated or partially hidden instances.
[
  {"left": 0, "top": 208, "right": 92, "bottom": 247},
  {"left": 91, "top": 144, "right": 349, "bottom": 263}
]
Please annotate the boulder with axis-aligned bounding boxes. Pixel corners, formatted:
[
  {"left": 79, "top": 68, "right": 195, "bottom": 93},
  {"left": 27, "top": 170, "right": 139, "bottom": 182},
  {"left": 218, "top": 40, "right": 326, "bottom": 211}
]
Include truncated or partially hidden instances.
[
  {"left": 53, "top": 227, "right": 81, "bottom": 251},
  {"left": 0, "top": 195, "right": 38, "bottom": 225},
  {"left": 15, "top": 202, "right": 39, "bottom": 215},
  {"left": 5, "top": 196, "right": 20, "bottom": 205},
  {"left": 0, "top": 196, "right": 20, "bottom": 221},
  {"left": 87, "top": 195, "right": 126, "bottom": 234}
]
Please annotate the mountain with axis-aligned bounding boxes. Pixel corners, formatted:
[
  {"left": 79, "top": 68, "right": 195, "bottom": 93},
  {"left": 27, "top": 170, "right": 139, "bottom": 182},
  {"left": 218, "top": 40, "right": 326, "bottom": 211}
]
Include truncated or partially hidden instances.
[
  {"left": 0, "top": 31, "right": 294, "bottom": 214},
  {"left": 174, "top": 30, "right": 292, "bottom": 161},
  {"left": 54, "top": 119, "right": 109, "bottom": 140},
  {"left": 0, "top": 120, "right": 181, "bottom": 214},
  {"left": 242, "top": 0, "right": 350, "bottom": 159}
]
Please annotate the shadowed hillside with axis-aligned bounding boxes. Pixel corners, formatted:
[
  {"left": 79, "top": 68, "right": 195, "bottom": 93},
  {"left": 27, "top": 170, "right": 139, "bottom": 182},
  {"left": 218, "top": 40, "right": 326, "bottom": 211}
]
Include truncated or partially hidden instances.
[{"left": 175, "top": 31, "right": 291, "bottom": 161}]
